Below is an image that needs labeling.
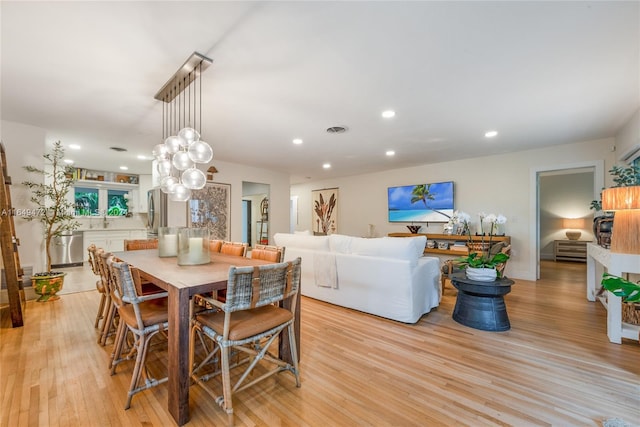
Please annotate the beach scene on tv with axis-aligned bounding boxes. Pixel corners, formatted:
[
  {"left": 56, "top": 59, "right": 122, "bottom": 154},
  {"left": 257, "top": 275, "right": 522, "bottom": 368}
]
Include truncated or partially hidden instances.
[{"left": 388, "top": 182, "right": 454, "bottom": 222}]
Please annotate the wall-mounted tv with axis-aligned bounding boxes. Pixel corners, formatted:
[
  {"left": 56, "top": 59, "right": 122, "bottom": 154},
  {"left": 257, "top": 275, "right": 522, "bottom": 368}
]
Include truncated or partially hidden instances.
[{"left": 388, "top": 181, "right": 454, "bottom": 223}]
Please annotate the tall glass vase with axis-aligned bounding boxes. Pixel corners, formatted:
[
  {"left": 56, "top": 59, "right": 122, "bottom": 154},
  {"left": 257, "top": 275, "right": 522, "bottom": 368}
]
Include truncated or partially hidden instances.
[{"left": 177, "top": 227, "right": 210, "bottom": 265}]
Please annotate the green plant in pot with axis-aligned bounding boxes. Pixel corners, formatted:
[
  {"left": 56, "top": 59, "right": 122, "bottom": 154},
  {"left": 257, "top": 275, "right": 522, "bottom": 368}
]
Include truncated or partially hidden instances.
[
  {"left": 601, "top": 273, "right": 640, "bottom": 325},
  {"left": 22, "top": 141, "right": 79, "bottom": 301},
  {"left": 456, "top": 212, "right": 510, "bottom": 282}
]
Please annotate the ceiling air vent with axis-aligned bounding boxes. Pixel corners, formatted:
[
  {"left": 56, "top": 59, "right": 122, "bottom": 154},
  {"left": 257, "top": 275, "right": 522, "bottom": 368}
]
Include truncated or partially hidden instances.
[
  {"left": 326, "top": 126, "right": 347, "bottom": 134},
  {"left": 110, "top": 147, "right": 127, "bottom": 152}
]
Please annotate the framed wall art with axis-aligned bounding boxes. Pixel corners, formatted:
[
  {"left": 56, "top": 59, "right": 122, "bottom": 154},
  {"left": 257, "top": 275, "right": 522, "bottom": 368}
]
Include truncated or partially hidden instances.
[
  {"left": 312, "top": 187, "right": 338, "bottom": 235},
  {"left": 188, "top": 182, "right": 231, "bottom": 240}
]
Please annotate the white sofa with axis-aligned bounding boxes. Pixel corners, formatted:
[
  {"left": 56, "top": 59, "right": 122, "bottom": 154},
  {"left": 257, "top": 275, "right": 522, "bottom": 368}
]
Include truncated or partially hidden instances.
[{"left": 273, "top": 233, "right": 441, "bottom": 323}]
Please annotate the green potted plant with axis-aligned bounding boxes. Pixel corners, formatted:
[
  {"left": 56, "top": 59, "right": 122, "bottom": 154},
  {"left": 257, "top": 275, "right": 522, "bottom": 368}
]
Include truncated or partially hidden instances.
[
  {"left": 455, "top": 212, "right": 510, "bottom": 281},
  {"left": 601, "top": 272, "right": 640, "bottom": 325},
  {"left": 22, "top": 141, "right": 79, "bottom": 301}
]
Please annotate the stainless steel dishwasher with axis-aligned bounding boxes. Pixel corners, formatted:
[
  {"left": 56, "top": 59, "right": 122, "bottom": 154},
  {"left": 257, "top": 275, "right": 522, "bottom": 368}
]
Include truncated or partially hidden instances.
[{"left": 49, "top": 231, "right": 84, "bottom": 268}]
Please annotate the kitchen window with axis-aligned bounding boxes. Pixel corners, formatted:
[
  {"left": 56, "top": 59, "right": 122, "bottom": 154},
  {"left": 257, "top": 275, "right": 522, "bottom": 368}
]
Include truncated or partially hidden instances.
[{"left": 74, "top": 185, "right": 130, "bottom": 217}]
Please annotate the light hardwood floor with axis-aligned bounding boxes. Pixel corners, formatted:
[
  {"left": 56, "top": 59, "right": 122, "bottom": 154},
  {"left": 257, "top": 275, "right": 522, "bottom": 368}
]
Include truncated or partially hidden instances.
[{"left": 1, "top": 261, "right": 639, "bottom": 426}]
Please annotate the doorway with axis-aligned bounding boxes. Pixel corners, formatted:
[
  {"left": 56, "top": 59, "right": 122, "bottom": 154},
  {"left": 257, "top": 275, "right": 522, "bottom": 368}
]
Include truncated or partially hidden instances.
[
  {"left": 531, "top": 161, "right": 603, "bottom": 280},
  {"left": 241, "top": 181, "right": 270, "bottom": 247}
]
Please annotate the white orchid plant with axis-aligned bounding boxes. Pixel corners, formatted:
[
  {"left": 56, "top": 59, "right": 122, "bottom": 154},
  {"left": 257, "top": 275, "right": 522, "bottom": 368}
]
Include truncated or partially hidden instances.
[{"left": 455, "top": 211, "right": 509, "bottom": 271}]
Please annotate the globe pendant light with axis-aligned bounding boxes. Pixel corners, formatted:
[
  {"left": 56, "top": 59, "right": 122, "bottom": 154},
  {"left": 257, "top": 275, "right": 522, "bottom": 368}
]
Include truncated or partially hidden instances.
[
  {"left": 188, "top": 140, "right": 213, "bottom": 163},
  {"left": 182, "top": 167, "right": 207, "bottom": 190},
  {"left": 153, "top": 52, "right": 214, "bottom": 200},
  {"left": 170, "top": 183, "right": 191, "bottom": 202}
]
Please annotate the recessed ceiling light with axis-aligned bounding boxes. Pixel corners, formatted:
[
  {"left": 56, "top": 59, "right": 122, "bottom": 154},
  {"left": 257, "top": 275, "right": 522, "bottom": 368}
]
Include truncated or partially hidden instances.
[
  {"left": 119, "top": 166, "right": 129, "bottom": 170},
  {"left": 293, "top": 138, "right": 303, "bottom": 145},
  {"left": 386, "top": 150, "right": 395, "bottom": 156},
  {"left": 322, "top": 163, "right": 331, "bottom": 169},
  {"left": 63, "top": 159, "right": 74, "bottom": 164},
  {"left": 382, "top": 110, "right": 396, "bottom": 118},
  {"left": 68, "top": 144, "right": 81, "bottom": 150},
  {"left": 485, "top": 130, "right": 498, "bottom": 138},
  {"left": 137, "top": 155, "right": 149, "bottom": 160}
]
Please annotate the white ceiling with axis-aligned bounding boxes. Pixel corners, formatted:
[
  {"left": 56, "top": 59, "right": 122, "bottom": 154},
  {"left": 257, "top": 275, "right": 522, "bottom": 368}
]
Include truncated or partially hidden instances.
[{"left": 2, "top": 1, "right": 638, "bottom": 184}]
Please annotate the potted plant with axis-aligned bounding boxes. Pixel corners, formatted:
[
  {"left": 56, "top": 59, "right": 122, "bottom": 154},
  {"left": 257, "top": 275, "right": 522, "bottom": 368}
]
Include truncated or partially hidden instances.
[
  {"left": 601, "top": 272, "right": 640, "bottom": 325},
  {"left": 455, "top": 212, "right": 510, "bottom": 282},
  {"left": 22, "top": 141, "right": 79, "bottom": 301}
]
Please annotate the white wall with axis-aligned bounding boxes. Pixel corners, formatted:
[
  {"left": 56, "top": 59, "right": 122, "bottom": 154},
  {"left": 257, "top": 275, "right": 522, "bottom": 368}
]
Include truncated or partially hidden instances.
[
  {"left": 615, "top": 107, "right": 640, "bottom": 163},
  {"left": 292, "top": 138, "right": 615, "bottom": 281},
  {"left": 1, "top": 121, "right": 50, "bottom": 272}
]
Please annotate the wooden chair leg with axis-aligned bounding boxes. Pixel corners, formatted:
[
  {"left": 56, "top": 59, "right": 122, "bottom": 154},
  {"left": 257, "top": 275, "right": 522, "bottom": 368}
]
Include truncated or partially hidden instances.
[{"left": 94, "top": 293, "right": 106, "bottom": 328}]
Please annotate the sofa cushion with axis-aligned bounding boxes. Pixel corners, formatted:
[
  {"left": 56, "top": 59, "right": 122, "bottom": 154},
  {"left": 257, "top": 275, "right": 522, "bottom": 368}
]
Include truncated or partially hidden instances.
[
  {"left": 329, "top": 234, "right": 353, "bottom": 254},
  {"left": 273, "top": 233, "right": 330, "bottom": 251},
  {"left": 350, "top": 236, "right": 426, "bottom": 264}
]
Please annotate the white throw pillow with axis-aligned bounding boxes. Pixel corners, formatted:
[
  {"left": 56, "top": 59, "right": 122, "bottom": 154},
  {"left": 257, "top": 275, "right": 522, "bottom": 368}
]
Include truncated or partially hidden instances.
[{"left": 294, "top": 230, "right": 311, "bottom": 235}]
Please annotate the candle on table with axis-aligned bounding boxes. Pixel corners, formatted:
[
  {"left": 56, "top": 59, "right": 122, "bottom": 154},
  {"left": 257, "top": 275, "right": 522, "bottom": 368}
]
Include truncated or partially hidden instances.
[
  {"left": 161, "top": 234, "right": 177, "bottom": 257},
  {"left": 189, "top": 237, "right": 203, "bottom": 262}
]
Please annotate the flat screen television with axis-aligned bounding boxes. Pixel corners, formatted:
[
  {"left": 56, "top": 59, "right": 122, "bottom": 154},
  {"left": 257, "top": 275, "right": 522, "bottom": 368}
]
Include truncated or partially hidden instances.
[{"left": 388, "top": 181, "right": 454, "bottom": 223}]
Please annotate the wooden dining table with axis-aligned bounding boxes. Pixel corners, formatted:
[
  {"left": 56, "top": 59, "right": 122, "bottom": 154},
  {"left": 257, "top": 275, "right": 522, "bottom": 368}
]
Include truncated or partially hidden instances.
[{"left": 114, "top": 249, "right": 301, "bottom": 426}]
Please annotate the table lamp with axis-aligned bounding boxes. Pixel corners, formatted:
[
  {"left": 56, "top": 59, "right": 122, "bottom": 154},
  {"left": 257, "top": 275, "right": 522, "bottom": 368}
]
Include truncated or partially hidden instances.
[
  {"left": 601, "top": 186, "right": 640, "bottom": 254},
  {"left": 562, "top": 218, "right": 585, "bottom": 240}
]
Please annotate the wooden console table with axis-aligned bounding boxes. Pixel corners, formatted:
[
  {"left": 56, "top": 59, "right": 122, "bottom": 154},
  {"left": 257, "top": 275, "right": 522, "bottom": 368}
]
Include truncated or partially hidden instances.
[
  {"left": 586, "top": 243, "right": 640, "bottom": 343},
  {"left": 388, "top": 233, "right": 510, "bottom": 256},
  {"left": 554, "top": 240, "right": 588, "bottom": 262}
]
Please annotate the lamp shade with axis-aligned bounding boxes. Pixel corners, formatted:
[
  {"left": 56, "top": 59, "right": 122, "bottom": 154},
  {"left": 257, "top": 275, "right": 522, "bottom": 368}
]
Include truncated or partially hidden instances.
[
  {"left": 601, "top": 186, "right": 640, "bottom": 211},
  {"left": 562, "top": 218, "right": 585, "bottom": 229},
  {"left": 601, "top": 186, "right": 640, "bottom": 254}
]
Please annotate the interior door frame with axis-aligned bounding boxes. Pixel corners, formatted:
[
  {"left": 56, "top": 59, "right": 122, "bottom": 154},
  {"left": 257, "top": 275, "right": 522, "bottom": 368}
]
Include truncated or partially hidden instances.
[{"left": 529, "top": 160, "right": 604, "bottom": 280}]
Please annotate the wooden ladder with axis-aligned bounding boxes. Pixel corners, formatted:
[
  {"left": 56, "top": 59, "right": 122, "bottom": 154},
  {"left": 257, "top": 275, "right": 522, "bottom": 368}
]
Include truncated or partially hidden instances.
[{"left": 0, "top": 142, "right": 25, "bottom": 327}]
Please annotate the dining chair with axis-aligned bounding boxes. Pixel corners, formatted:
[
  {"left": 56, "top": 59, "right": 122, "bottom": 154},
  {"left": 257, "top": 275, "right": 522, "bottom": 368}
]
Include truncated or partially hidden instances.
[
  {"left": 95, "top": 248, "right": 119, "bottom": 346},
  {"left": 87, "top": 244, "right": 108, "bottom": 329},
  {"left": 107, "top": 256, "right": 169, "bottom": 409},
  {"left": 189, "top": 257, "right": 302, "bottom": 422},
  {"left": 209, "top": 239, "right": 223, "bottom": 253},
  {"left": 220, "top": 241, "right": 248, "bottom": 257},
  {"left": 124, "top": 238, "right": 164, "bottom": 296},
  {"left": 250, "top": 244, "right": 285, "bottom": 263}
]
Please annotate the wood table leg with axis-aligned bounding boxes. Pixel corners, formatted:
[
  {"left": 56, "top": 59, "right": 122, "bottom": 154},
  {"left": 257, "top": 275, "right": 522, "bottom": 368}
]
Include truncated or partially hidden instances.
[{"left": 168, "top": 286, "right": 191, "bottom": 426}]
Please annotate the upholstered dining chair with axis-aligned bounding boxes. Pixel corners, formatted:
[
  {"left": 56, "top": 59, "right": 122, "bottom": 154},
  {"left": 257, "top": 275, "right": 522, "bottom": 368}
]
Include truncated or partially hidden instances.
[
  {"left": 250, "top": 244, "right": 285, "bottom": 263},
  {"left": 189, "top": 257, "right": 302, "bottom": 422},
  {"left": 87, "top": 244, "right": 108, "bottom": 329},
  {"left": 209, "top": 239, "right": 223, "bottom": 253},
  {"left": 220, "top": 241, "right": 248, "bottom": 257},
  {"left": 124, "top": 238, "right": 164, "bottom": 296},
  {"left": 107, "top": 257, "right": 169, "bottom": 409}
]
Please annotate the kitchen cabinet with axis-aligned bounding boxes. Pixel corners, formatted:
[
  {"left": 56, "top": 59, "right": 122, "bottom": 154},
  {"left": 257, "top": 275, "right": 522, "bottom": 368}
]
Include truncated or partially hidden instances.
[{"left": 83, "top": 229, "right": 147, "bottom": 253}]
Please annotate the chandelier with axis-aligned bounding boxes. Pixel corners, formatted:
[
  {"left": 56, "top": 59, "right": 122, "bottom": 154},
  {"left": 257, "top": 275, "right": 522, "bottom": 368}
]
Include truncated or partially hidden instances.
[{"left": 152, "top": 52, "right": 214, "bottom": 202}]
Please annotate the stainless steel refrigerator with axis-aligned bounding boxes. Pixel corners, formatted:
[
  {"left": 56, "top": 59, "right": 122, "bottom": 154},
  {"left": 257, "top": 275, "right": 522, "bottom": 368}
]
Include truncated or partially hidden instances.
[{"left": 147, "top": 187, "right": 186, "bottom": 236}]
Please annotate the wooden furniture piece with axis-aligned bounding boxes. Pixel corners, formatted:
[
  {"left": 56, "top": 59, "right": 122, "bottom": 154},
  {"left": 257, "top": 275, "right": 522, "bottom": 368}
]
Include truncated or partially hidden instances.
[
  {"left": 190, "top": 258, "right": 301, "bottom": 422},
  {"left": 124, "top": 238, "right": 158, "bottom": 251},
  {"left": 388, "top": 233, "right": 511, "bottom": 256},
  {"left": 220, "top": 241, "right": 248, "bottom": 257},
  {"left": 108, "top": 258, "right": 169, "bottom": 409},
  {"left": 554, "top": 240, "right": 588, "bottom": 262},
  {"left": 450, "top": 273, "right": 515, "bottom": 331},
  {"left": 0, "top": 142, "right": 25, "bottom": 327},
  {"left": 87, "top": 244, "right": 108, "bottom": 329},
  {"left": 586, "top": 243, "right": 640, "bottom": 343},
  {"left": 113, "top": 250, "right": 298, "bottom": 426},
  {"left": 250, "top": 244, "right": 285, "bottom": 262}
]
